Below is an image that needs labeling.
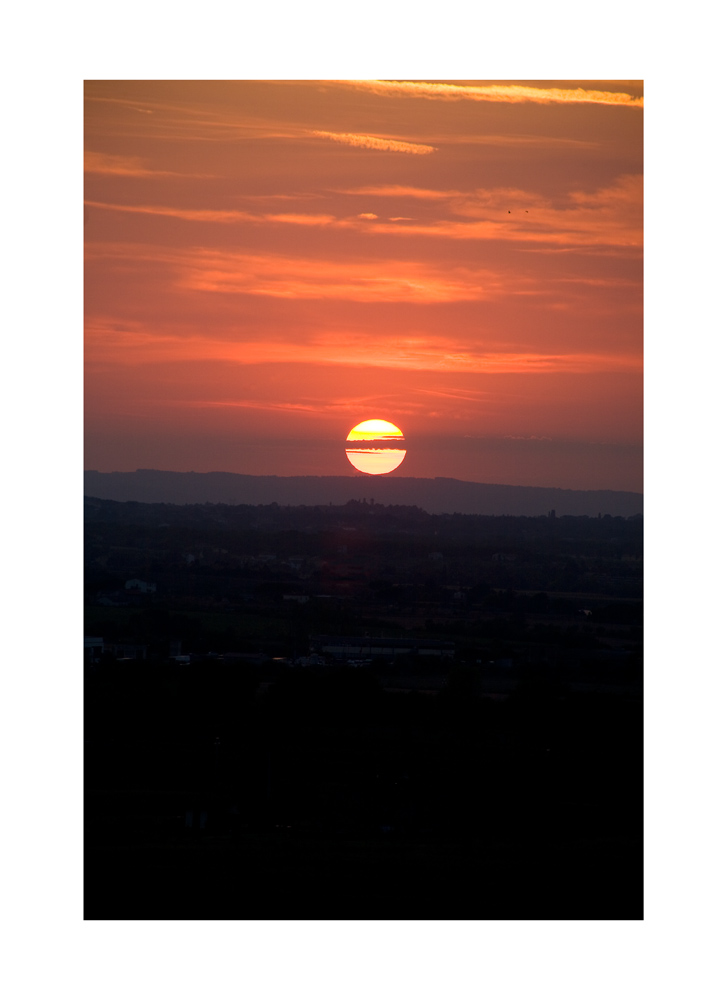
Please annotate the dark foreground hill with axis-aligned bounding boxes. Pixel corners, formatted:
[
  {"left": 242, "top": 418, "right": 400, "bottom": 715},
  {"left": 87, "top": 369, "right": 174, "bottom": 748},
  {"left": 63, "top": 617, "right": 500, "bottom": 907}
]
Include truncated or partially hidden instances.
[{"left": 84, "top": 469, "right": 642, "bottom": 517}]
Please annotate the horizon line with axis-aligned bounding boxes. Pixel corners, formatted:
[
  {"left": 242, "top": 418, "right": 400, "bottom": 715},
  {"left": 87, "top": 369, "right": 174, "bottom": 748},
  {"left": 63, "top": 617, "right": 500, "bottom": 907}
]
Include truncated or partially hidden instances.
[{"left": 84, "top": 469, "right": 643, "bottom": 495}]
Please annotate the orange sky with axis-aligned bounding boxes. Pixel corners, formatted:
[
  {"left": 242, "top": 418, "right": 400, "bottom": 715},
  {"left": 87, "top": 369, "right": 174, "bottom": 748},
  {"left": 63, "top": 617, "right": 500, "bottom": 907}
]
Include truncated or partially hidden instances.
[{"left": 84, "top": 80, "right": 642, "bottom": 491}]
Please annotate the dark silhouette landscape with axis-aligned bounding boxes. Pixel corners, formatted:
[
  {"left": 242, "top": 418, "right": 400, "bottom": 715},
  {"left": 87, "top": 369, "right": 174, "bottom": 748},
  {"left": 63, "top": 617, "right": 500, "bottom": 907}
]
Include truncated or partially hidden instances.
[
  {"left": 85, "top": 494, "right": 642, "bottom": 919},
  {"left": 84, "top": 469, "right": 643, "bottom": 517}
]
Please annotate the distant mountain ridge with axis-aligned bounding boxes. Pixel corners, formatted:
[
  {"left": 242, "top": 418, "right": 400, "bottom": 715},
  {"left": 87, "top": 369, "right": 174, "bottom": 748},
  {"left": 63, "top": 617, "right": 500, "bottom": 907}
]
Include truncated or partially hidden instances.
[{"left": 84, "top": 470, "right": 643, "bottom": 517}]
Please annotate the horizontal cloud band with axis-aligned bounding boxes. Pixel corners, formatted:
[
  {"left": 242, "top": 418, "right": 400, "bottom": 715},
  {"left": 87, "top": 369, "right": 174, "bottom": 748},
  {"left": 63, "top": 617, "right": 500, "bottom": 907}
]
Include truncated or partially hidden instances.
[
  {"left": 340, "top": 80, "right": 643, "bottom": 107},
  {"left": 310, "top": 130, "right": 436, "bottom": 154}
]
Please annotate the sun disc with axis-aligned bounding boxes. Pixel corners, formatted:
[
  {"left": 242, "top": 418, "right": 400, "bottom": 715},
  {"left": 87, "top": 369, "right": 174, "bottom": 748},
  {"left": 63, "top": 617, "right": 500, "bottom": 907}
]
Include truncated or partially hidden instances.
[
  {"left": 345, "top": 419, "right": 406, "bottom": 475},
  {"left": 346, "top": 419, "right": 404, "bottom": 442}
]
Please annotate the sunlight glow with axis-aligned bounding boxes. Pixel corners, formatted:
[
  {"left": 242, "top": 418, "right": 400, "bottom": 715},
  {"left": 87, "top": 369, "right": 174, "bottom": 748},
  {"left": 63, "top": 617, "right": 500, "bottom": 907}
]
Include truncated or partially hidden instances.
[
  {"left": 346, "top": 419, "right": 404, "bottom": 441},
  {"left": 346, "top": 421, "right": 406, "bottom": 474},
  {"left": 346, "top": 449, "right": 407, "bottom": 475}
]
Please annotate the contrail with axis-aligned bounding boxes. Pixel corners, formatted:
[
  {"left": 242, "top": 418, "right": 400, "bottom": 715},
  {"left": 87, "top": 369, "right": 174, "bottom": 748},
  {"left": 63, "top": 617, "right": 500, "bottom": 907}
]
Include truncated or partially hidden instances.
[
  {"left": 310, "top": 130, "right": 436, "bottom": 154},
  {"left": 340, "top": 80, "right": 643, "bottom": 108}
]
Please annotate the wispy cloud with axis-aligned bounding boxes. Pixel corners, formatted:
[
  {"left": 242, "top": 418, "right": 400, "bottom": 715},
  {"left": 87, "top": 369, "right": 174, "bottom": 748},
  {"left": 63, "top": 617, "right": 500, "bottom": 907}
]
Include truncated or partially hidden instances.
[
  {"left": 428, "top": 132, "right": 599, "bottom": 149},
  {"left": 359, "top": 176, "right": 642, "bottom": 248},
  {"left": 179, "top": 250, "right": 491, "bottom": 302},
  {"left": 85, "top": 93, "right": 311, "bottom": 144},
  {"left": 334, "top": 176, "right": 642, "bottom": 247},
  {"left": 85, "top": 242, "right": 498, "bottom": 304},
  {"left": 85, "top": 318, "right": 640, "bottom": 376},
  {"left": 84, "top": 200, "right": 256, "bottom": 223},
  {"left": 85, "top": 152, "right": 167, "bottom": 176},
  {"left": 84, "top": 151, "right": 214, "bottom": 179},
  {"left": 86, "top": 239, "right": 639, "bottom": 321},
  {"left": 339, "top": 80, "right": 643, "bottom": 108},
  {"left": 86, "top": 174, "right": 640, "bottom": 248},
  {"left": 84, "top": 200, "right": 337, "bottom": 227},
  {"left": 264, "top": 212, "right": 338, "bottom": 227},
  {"left": 310, "top": 130, "right": 436, "bottom": 154},
  {"left": 342, "top": 185, "right": 457, "bottom": 200}
]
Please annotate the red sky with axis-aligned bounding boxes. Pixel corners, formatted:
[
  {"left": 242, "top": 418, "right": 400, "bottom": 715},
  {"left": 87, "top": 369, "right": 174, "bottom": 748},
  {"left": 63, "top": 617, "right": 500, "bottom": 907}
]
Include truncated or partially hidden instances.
[{"left": 84, "top": 80, "right": 642, "bottom": 491}]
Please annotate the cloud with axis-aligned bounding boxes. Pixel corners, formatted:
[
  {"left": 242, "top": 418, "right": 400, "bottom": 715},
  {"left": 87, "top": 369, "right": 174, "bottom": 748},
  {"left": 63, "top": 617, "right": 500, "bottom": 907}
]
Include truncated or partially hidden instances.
[
  {"left": 178, "top": 249, "right": 491, "bottom": 302},
  {"left": 342, "top": 185, "right": 458, "bottom": 200},
  {"left": 427, "top": 133, "right": 599, "bottom": 149},
  {"left": 85, "top": 318, "right": 641, "bottom": 376},
  {"left": 85, "top": 92, "right": 315, "bottom": 145},
  {"left": 359, "top": 176, "right": 642, "bottom": 248},
  {"left": 86, "top": 238, "right": 639, "bottom": 324},
  {"left": 85, "top": 174, "right": 641, "bottom": 248},
  {"left": 338, "top": 80, "right": 643, "bottom": 108},
  {"left": 84, "top": 200, "right": 337, "bottom": 227},
  {"left": 334, "top": 177, "right": 641, "bottom": 248},
  {"left": 84, "top": 200, "right": 256, "bottom": 223},
  {"left": 84, "top": 151, "right": 212, "bottom": 178},
  {"left": 85, "top": 152, "right": 167, "bottom": 176},
  {"left": 263, "top": 212, "right": 338, "bottom": 226},
  {"left": 310, "top": 130, "right": 436, "bottom": 154}
]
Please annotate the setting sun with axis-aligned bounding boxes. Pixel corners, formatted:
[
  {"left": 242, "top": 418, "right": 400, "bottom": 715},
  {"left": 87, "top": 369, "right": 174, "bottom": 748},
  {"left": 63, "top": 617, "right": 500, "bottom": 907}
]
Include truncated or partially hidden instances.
[
  {"left": 345, "top": 420, "right": 406, "bottom": 474},
  {"left": 85, "top": 80, "right": 642, "bottom": 492}
]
